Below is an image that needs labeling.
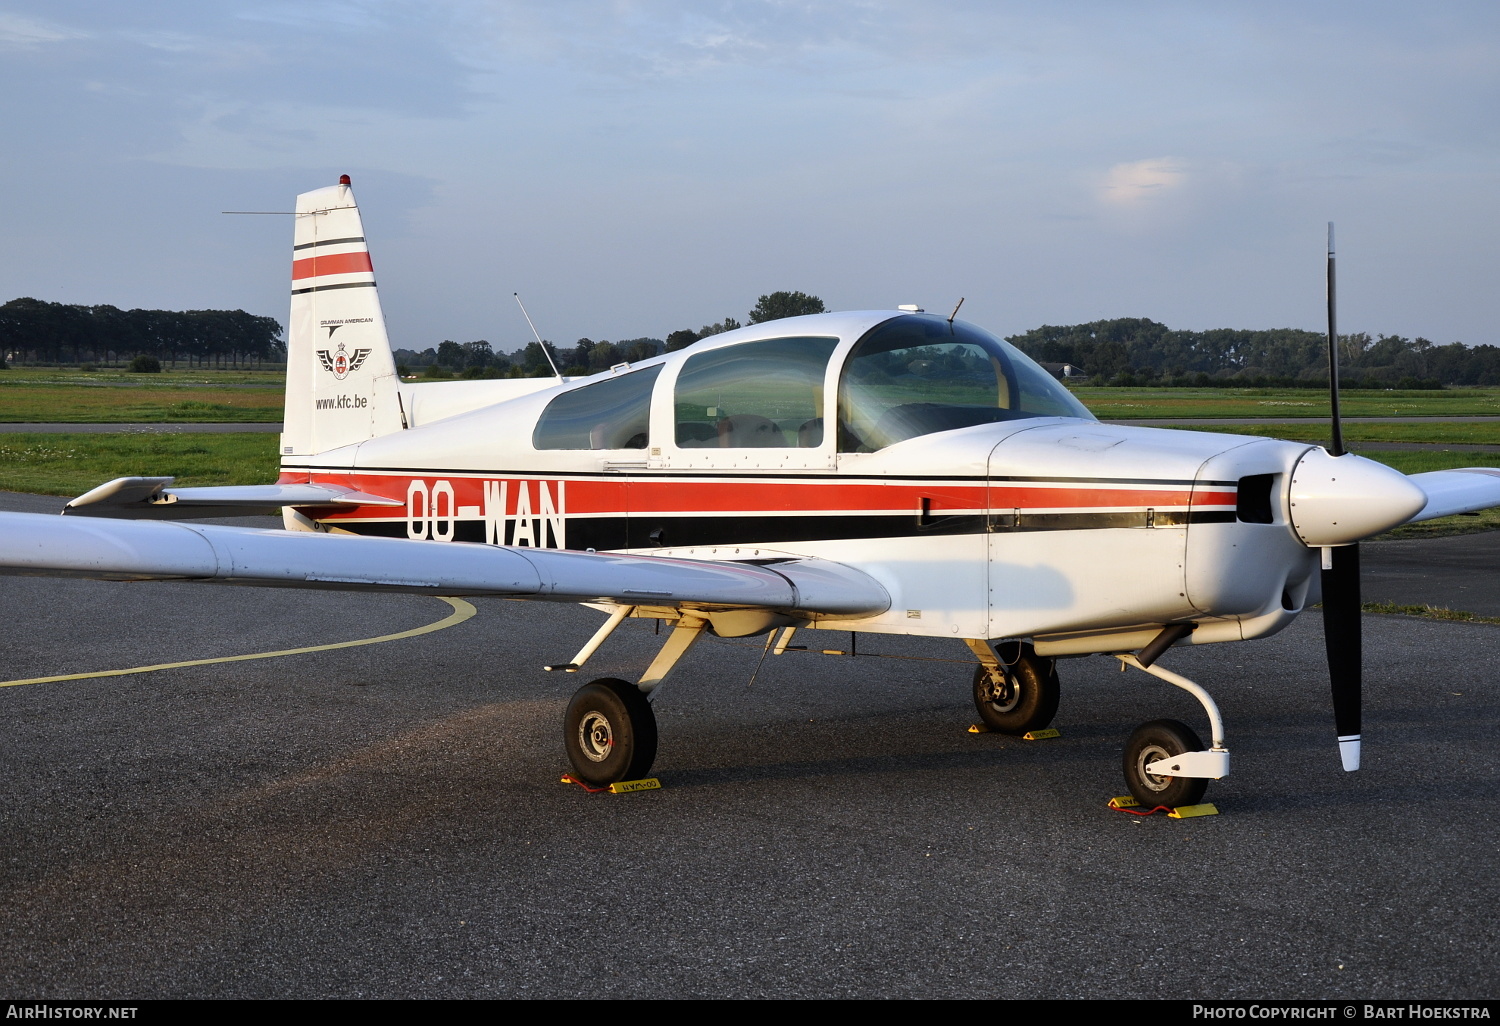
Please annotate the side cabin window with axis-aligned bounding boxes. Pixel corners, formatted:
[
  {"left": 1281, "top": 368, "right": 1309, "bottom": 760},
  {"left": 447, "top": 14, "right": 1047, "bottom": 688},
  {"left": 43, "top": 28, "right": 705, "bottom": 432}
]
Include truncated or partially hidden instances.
[
  {"left": 674, "top": 336, "right": 839, "bottom": 448},
  {"left": 837, "top": 316, "right": 1093, "bottom": 452},
  {"left": 533, "top": 365, "right": 662, "bottom": 450}
]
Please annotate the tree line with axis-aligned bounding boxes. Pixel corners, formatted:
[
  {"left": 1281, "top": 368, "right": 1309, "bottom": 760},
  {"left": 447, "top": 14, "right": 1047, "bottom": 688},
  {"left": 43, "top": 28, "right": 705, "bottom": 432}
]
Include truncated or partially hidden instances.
[
  {"left": 1005, "top": 317, "right": 1500, "bottom": 388},
  {"left": 14, "top": 292, "right": 1500, "bottom": 388},
  {"left": 0, "top": 290, "right": 820, "bottom": 375},
  {"left": 393, "top": 337, "right": 668, "bottom": 379},
  {"left": 0, "top": 298, "right": 284, "bottom": 369}
]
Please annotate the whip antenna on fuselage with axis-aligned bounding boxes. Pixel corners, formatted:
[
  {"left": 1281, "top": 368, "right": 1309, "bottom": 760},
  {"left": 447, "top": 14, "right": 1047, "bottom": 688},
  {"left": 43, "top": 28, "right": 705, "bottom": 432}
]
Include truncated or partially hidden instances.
[
  {"left": 948, "top": 297, "right": 965, "bottom": 324},
  {"left": 514, "top": 292, "right": 564, "bottom": 382}
]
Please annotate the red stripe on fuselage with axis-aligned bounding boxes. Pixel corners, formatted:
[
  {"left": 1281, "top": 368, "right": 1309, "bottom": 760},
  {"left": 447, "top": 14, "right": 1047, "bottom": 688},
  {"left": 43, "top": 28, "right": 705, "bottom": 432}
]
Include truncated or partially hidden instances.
[
  {"left": 297, "top": 472, "right": 1236, "bottom": 521},
  {"left": 291, "top": 251, "right": 373, "bottom": 281}
]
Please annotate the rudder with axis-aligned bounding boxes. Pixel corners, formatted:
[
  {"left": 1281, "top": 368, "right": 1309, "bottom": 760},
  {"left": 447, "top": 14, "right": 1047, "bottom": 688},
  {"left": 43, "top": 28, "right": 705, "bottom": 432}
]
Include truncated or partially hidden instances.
[{"left": 281, "top": 175, "right": 403, "bottom": 460}]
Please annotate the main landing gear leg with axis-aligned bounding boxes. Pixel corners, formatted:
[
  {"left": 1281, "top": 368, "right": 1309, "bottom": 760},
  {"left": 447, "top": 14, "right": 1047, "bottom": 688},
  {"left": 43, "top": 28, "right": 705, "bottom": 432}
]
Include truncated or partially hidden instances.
[
  {"left": 1116, "top": 653, "right": 1229, "bottom": 807},
  {"left": 563, "top": 614, "right": 709, "bottom": 786}
]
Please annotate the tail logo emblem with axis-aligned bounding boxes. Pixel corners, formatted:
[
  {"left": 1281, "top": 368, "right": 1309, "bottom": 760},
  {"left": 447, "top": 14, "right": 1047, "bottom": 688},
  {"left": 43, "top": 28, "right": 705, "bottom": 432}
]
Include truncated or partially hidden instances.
[{"left": 318, "top": 341, "right": 371, "bottom": 380}]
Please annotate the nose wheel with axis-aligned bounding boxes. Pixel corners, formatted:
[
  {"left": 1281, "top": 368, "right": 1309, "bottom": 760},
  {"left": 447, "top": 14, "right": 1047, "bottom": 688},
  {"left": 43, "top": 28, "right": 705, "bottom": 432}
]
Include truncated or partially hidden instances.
[
  {"left": 564, "top": 678, "right": 658, "bottom": 786},
  {"left": 1122, "top": 718, "right": 1210, "bottom": 808}
]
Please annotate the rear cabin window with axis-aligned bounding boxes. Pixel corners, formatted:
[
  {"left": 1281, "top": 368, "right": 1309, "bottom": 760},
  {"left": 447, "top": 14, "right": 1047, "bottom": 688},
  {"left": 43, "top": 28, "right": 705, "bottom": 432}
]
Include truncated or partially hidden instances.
[
  {"left": 674, "top": 336, "right": 839, "bottom": 448},
  {"left": 837, "top": 316, "right": 1092, "bottom": 452},
  {"left": 533, "top": 365, "right": 662, "bottom": 450}
]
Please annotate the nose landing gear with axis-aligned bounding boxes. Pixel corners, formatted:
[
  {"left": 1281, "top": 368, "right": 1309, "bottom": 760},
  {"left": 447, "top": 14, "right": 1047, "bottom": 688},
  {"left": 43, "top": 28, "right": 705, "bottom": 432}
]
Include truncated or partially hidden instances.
[
  {"left": 1122, "top": 718, "right": 1209, "bottom": 808},
  {"left": 1116, "top": 654, "right": 1229, "bottom": 807}
]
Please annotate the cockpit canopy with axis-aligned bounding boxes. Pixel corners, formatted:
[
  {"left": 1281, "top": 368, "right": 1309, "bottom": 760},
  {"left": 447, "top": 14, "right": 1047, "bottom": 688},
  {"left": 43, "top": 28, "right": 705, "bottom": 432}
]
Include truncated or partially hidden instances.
[
  {"left": 836, "top": 315, "right": 1094, "bottom": 451},
  {"left": 533, "top": 313, "right": 1093, "bottom": 453}
]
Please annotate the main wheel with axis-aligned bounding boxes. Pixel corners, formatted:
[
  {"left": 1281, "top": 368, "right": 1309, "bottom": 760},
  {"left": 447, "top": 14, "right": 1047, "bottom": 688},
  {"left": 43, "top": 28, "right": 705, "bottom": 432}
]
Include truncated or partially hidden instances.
[
  {"left": 564, "top": 678, "right": 658, "bottom": 786},
  {"left": 971, "top": 644, "right": 1060, "bottom": 735},
  {"left": 1122, "top": 718, "right": 1209, "bottom": 808}
]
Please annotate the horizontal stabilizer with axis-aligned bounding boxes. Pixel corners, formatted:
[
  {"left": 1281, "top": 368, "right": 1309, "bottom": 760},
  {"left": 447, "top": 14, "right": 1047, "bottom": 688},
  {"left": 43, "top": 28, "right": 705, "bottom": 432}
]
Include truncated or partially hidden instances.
[
  {"left": 63, "top": 477, "right": 404, "bottom": 520},
  {"left": 1406, "top": 468, "right": 1500, "bottom": 523},
  {"left": 0, "top": 513, "right": 890, "bottom": 618}
]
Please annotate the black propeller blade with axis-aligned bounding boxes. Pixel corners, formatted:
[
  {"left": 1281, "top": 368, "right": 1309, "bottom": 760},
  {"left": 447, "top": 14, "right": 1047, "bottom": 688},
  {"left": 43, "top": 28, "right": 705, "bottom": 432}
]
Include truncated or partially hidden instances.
[
  {"left": 1321, "top": 544, "right": 1362, "bottom": 770},
  {"left": 1322, "top": 222, "right": 1361, "bottom": 771},
  {"left": 1326, "top": 223, "right": 1344, "bottom": 460}
]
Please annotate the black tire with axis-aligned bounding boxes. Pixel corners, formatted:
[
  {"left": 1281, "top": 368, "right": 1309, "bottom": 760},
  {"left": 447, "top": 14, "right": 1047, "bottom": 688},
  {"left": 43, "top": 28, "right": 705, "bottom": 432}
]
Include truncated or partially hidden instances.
[
  {"left": 971, "top": 644, "right": 1059, "bottom": 735},
  {"left": 1122, "top": 718, "right": 1209, "bottom": 808},
  {"left": 564, "top": 678, "right": 658, "bottom": 786}
]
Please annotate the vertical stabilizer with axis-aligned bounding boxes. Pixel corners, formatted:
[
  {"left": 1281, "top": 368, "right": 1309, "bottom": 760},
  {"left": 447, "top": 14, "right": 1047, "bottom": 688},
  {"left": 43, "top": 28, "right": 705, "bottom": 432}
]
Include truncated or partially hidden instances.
[{"left": 280, "top": 176, "right": 403, "bottom": 460}]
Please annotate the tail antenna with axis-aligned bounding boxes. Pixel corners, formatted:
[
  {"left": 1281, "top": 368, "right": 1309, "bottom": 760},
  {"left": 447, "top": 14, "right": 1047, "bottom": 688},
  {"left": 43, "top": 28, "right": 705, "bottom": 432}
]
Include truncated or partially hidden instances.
[
  {"left": 514, "top": 292, "right": 564, "bottom": 382},
  {"left": 1326, "top": 223, "right": 1345, "bottom": 457}
]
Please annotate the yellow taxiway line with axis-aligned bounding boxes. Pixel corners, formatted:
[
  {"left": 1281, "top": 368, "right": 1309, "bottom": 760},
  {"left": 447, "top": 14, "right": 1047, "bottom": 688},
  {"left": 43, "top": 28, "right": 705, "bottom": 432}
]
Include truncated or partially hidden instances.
[{"left": 0, "top": 596, "right": 477, "bottom": 689}]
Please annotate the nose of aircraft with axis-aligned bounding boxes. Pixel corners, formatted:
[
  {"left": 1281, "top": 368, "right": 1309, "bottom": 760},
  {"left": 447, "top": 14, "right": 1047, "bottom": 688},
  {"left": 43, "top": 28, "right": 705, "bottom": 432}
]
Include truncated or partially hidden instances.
[{"left": 1287, "top": 447, "right": 1428, "bottom": 547}]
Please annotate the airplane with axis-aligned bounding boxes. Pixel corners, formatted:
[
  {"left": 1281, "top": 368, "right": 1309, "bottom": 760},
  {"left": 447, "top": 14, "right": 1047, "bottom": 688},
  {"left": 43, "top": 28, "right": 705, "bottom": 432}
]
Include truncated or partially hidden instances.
[{"left": 4, "top": 175, "right": 1500, "bottom": 808}]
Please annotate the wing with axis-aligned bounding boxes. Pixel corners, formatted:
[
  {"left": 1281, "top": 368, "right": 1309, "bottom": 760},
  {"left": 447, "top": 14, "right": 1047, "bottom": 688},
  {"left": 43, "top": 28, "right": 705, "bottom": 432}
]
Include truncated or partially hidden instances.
[
  {"left": 62, "top": 477, "right": 406, "bottom": 520},
  {"left": 0, "top": 512, "right": 890, "bottom": 623},
  {"left": 316, "top": 349, "right": 336, "bottom": 372},
  {"left": 1405, "top": 468, "right": 1500, "bottom": 523},
  {"left": 347, "top": 348, "right": 372, "bottom": 372}
]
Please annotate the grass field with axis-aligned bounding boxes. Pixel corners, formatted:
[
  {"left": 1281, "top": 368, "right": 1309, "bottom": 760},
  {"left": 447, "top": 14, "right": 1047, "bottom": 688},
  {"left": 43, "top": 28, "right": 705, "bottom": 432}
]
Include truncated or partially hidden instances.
[
  {"left": 0, "top": 433, "right": 279, "bottom": 496},
  {"left": 0, "top": 386, "right": 284, "bottom": 422},
  {"left": 0, "top": 367, "right": 284, "bottom": 422},
  {"left": 0, "top": 366, "right": 284, "bottom": 385},
  {"left": 1075, "top": 386, "right": 1500, "bottom": 419},
  {"left": 8, "top": 373, "right": 1500, "bottom": 424},
  {"left": 1176, "top": 421, "right": 1500, "bottom": 445}
]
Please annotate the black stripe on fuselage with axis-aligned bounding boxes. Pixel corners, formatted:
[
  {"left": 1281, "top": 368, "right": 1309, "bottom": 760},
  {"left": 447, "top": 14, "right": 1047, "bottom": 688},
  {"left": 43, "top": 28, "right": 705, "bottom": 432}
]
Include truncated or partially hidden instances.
[{"left": 326, "top": 509, "right": 1236, "bottom": 550}]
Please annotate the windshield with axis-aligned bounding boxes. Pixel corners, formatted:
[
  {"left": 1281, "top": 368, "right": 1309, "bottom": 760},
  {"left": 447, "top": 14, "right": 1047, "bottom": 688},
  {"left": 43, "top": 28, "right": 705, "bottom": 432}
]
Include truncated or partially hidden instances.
[{"left": 837, "top": 315, "right": 1093, "bottom": 452}]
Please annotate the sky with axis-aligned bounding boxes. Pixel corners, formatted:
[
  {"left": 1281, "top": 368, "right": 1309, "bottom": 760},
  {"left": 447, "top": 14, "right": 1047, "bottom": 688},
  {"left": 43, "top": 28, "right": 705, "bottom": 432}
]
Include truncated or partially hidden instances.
[{"left": 2, "top": 1, "right": 1498, "bottom": 352}]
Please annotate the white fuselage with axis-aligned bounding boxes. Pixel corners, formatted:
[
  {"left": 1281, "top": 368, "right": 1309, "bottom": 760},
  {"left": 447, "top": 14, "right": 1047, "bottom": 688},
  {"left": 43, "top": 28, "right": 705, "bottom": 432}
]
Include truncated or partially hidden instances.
[{"left": 282, "top": 312, "right": 1324, "bottom": 655}]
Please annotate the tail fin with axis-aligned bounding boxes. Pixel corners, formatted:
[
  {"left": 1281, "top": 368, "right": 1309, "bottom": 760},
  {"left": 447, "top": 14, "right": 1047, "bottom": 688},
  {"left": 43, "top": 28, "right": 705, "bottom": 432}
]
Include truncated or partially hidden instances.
[{"left": 280, "top": 175, "right": 403, "bottom": 460}]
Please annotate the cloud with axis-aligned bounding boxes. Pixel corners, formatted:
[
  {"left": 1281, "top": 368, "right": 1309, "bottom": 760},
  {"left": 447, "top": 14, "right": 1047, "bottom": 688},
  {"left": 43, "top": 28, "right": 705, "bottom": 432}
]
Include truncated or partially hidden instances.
[
  {"left": 1099, "top": 158, "right": 1187, "bottom": 205},
  {"left": 0, "top": 11, "right": 86, "bottom": 47},
  {"left": 452, "top": 0, "right": 900, "bottom": 81}
]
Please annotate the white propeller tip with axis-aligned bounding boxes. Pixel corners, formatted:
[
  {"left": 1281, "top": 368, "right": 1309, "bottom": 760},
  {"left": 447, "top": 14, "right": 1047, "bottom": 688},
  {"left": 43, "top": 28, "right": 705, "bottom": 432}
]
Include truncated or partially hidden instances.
[{"left": 1338, "top": 735, "right": 1361, "bottom": 772}]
